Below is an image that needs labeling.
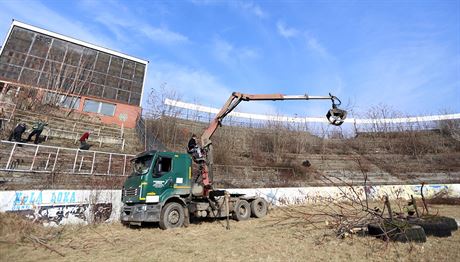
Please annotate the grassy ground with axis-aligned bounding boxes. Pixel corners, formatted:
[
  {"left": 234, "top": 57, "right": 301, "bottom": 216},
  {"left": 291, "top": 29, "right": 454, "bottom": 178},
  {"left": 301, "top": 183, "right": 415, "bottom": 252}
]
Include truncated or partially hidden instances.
[{"left": 1, "top": 204, "right": 459, "bottom": 262}]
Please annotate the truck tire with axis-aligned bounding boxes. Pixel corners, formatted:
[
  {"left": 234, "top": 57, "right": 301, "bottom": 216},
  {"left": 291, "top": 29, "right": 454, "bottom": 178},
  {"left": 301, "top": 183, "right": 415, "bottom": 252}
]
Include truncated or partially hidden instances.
[
  {"left": 368, "top": 223, "right": 427, "bottom": 243},
  {"left": 250, "top": 198, "right": 268, "bottom": 218},
  {"left": 159, "top": 202, "right": 185, "bottom": 230},
  {"left": 232, "top": 199, "right": 251, "bottom": 221},
  {"left": 392, "top": 225, "right": 427, "bottom": 243},
  {"left": 408, "top": 216, "right": 456, "bottom": 237}
]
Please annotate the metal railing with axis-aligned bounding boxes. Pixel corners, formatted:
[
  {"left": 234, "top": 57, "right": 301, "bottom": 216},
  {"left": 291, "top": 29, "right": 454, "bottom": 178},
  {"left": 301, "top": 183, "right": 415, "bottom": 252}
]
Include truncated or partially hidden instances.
[{"left": 0, "top": 140, "right": 135, "bottom": 176}]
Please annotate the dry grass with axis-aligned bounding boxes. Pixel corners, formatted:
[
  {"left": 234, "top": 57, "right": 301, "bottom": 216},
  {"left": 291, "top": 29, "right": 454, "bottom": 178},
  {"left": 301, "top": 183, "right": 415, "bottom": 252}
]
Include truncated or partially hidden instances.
[{"left": 1, "top": 204, "right": 459, "bottom": 262}]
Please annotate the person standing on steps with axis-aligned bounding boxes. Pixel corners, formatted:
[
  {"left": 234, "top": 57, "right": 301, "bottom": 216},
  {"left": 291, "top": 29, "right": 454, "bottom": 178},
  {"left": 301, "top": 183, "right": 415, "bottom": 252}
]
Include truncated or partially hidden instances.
[
  {"left": 8, "top": 122, "right": 27, "bottom": 143},
  {"left": 26, "top": 117, "right": 48, "bottom": 144},
  {"left": 79, "top": 131, "right": 91, "bottom": 150}
]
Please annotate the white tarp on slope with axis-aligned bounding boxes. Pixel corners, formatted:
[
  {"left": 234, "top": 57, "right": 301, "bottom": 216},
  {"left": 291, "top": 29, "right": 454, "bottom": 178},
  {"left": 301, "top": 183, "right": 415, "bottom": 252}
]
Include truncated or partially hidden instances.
[{"left": 165, "top": 98, "right": 460, "bottom": 124}]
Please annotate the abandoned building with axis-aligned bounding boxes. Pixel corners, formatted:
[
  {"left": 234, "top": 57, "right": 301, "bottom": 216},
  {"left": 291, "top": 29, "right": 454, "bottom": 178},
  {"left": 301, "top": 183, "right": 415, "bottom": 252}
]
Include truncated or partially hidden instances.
[{"left": 0, "top": 20, "right": 148, "bottom": 128}]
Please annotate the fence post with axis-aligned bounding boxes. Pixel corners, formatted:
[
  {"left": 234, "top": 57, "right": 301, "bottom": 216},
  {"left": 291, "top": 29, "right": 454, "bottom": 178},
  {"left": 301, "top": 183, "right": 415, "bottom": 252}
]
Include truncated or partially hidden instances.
[
  {"left": 6, "top": 142, "right": 17, "bottom": 169},
  {"left": 52, "top": 148, "right": 60, "bottom": 172},
  {"left": 72, "top": 150, "right": 79, "bottom": 173},
  {"left": 107, "top": 153, "right": 112, "bottom": 175},
  {"left": 91, "top": 151, "right": 96, "bottom": 174},
  {"left": 44, "top": 153, "right": 51, "bottom": 170},
  {"left": 78, "top": 156, "right": 84, "bottom": 172},
  {"left": 30, "top": 145, "right": 40, "bottom": 170}
]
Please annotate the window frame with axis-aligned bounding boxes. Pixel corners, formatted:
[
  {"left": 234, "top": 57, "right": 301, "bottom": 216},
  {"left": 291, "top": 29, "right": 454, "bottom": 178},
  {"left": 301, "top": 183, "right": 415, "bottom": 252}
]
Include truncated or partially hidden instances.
[
  {"left": 82, "top": 98, "right": 116, "bottom": 116},
  {"left": 152, "top": 157, "right": 173, "bottom": 178}
]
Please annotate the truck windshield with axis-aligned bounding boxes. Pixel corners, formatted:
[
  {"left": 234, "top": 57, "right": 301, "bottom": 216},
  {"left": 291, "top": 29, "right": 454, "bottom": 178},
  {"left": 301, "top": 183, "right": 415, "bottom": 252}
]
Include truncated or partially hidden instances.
[{"left": 132, "top": 155, "right": 153, "bottom": 175}]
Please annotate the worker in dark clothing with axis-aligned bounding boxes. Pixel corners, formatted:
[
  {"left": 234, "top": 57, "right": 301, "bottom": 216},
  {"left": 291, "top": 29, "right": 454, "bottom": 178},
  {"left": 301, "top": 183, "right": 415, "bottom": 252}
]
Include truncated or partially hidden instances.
[
  {"left": 26, "top": 118, "right": 48, "bottom": 144},
  {"left": 79, "top": 131, "right": 91, "bottom": 150},
  {"left": 187, "top": 134, "right": 203, "bottom": 160},
  {"left": 8, "top": 122, "right": 27, "bottom": 142}
]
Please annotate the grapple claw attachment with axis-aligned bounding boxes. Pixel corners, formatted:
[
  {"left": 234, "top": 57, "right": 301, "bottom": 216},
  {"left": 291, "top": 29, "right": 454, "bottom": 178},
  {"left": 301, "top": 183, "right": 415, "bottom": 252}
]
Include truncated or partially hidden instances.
[{"left": 326, "top": 108, "right": 347, "bottom": 126}]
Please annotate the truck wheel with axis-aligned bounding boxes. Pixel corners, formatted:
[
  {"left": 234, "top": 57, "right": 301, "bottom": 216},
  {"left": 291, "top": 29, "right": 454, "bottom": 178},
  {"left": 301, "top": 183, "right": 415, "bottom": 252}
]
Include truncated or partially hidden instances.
[
  {"left": 159, "top": 202, "right": 185, "bottom": 230},
  {"left": 408, "top": 216, "right": 456, "bottom": 237},
  {"left": 250, "top": 198, "right": 268, "bottom": 218},
  {"left": 232, "top": 199, "right": 251, "bottom": 221},
  {"left": 368, "top": 223, "right": 427, "bottom": 243}
]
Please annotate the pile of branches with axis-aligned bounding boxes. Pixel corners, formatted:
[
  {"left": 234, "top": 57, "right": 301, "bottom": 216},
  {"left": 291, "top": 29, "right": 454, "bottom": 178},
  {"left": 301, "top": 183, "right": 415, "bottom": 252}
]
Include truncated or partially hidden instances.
[{"left": 273, "top": 171, "right": 458, "bottom": 243}]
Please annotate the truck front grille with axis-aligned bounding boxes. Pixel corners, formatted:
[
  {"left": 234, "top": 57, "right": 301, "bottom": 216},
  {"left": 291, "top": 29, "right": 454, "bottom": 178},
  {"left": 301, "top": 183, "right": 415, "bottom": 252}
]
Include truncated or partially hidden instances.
[{"left": 124, "top": 188, "right": 138, "bottom": 197}]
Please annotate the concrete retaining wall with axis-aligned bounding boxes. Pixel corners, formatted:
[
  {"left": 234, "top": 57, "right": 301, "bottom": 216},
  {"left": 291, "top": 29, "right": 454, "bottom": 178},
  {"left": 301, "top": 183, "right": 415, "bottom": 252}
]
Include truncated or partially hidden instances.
[{"left": 1, "top": 184, "right": 459, "bottom": 225}]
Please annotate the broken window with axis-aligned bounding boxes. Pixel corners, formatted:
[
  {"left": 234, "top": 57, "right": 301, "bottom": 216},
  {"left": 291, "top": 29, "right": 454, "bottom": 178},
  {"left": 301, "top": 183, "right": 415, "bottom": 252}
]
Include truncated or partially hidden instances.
[
  {"left": 48, "top": 39, "right": 67, "bottom": 62},
  {"left": 19, "top": 69, "right": 40, "bottom": 86},
  {"left": 29, "top": 34, "right": 52, "bottom": 57},
  {"left": 121, "top": 60, "right": 134, "bottom": 79},
  {"left": 129, "top": 92, "right": 141, "bottom": 106},
  {"left": 94, "top": 52, "right": 110, "bottom": 73},
  {"left": 64, "top": 44, "right": 83, "bottom": 66},
  {"left": 24, "top": 56, "right": 45, "bottom": 70},
  {"left": 0, "top": 63, "right": 21, "bottom": 81},
  {"left": 108, "top": 56, "right": 122, "bottom": 77},
  {"left": 102, "top": 87, "right": 117, "bottom": 100},
  {"left": 116, "top": 89, "right": 129, "bottom": 103},
  {"left": 5, "top": 27, "right": 34, "bottom": 53},
  {"left": 81, "top": 48, "right": 97, "bottom": 70},
  {"left": 133, "top": 63, "right": 145, "bottom": 82}
]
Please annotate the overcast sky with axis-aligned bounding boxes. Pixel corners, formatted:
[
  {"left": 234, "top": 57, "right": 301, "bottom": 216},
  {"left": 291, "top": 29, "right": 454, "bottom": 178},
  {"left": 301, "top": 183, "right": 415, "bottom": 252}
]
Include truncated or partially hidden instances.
[{"left": 0, "top": 0, "right": 458, "bottom": 118}]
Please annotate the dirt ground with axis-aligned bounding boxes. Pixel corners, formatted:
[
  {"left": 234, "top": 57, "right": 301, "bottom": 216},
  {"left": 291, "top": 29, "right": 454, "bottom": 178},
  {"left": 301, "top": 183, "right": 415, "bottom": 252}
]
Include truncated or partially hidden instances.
[{"left": 1, "top": 204, "right": 459, "bottom": 262}]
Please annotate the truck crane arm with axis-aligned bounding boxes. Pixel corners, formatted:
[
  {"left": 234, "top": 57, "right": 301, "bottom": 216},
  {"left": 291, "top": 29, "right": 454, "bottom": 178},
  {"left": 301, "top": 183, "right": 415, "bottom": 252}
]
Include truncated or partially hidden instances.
[
  {"left": 196, "top": 91, "right": 347, "bottom": 195},
  {"left": 200, "top": 92, "right": 347, "bottom": 148}
]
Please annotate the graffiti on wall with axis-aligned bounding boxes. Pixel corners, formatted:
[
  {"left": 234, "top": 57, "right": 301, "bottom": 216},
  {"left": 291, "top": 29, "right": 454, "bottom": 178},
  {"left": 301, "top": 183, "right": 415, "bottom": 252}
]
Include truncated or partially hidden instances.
[
  {"left": 3, "top": 190, "right": 114, "bottom": 225},
  {"left": 411, "top": 185, "right": 449, "bottom": 197},
  {"left": 12, "top": 191, "right": 78, "bottom": 210},
  {"left": 9, "top": 203, "right": 113, "bottom": 225}
]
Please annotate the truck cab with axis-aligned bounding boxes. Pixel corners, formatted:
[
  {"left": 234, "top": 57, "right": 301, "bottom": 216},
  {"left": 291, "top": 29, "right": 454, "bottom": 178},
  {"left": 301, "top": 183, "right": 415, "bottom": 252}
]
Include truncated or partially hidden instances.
[{"left": 121, "top": 150, "right": 193, "bottom": 227}]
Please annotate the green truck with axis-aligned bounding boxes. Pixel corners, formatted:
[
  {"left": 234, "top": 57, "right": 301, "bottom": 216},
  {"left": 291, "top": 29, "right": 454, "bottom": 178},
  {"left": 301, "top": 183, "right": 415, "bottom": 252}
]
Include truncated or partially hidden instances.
[
  {"left": 121, "top": 150, "right": 268, "bottom": 229},
  {"left": 120, "top": 92, "right": 346, "bottom": 229}
]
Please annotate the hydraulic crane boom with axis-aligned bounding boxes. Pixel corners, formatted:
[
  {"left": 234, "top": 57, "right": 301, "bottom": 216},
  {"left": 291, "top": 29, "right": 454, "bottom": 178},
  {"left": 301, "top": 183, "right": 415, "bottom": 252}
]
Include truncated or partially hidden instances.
[
  {"left": 200, "top": 92, "right": 347, "bottom": 148},
  {"left": 197, "top": 91, "right": 347, "bottom": 195}
]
